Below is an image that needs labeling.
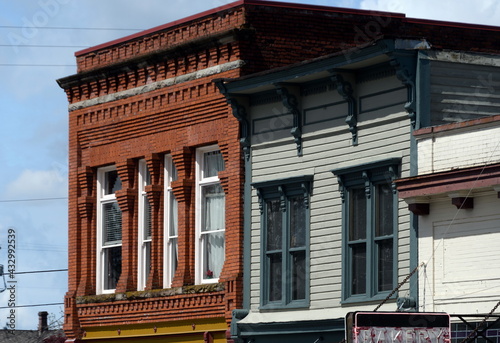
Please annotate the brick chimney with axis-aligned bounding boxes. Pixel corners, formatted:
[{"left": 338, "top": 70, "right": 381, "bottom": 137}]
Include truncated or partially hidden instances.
[{"left": 38, "top": 311, "right": 48, "bottom": 336}]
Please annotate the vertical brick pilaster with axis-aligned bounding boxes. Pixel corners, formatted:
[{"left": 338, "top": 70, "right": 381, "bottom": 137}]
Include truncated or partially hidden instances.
[
  {"left": 63, "top": 291, "right": 82, "bottom": 341},
  {"left": 145, "top": 153, "right": 164, "bottom": 290},
  {"left": 76, "top": 166, "right": 95, "bottom": 296},
  {"left": 115, "top": 159, "right": 138, "bottom": 292},
  {"left": 171, "top": 148, "right": 195, "bottom": 287}
]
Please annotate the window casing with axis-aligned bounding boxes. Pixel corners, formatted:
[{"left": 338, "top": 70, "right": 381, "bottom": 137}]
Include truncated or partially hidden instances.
[
  {"left": 97, "top": 166, "right": 122, "bottom": 294},
  {"left": 138, "top": 160, "right": 152, "bottom": 291},
  {"left": 195, "top": 146, "right": 225, "bottom": 284},
  {"left": 164, "top": 155, "right": 178, "bottom": 288},
  {"left": 333, "top": 159, "right": 399, "bottom": 303},
  {"left": 253, "top": 176, "right": 312, "bottom": 309}
]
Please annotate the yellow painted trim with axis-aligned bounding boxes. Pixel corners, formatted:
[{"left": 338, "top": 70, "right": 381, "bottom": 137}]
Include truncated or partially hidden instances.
[{"left": 82, "top": 317, "right": 228, "bottom": 341}]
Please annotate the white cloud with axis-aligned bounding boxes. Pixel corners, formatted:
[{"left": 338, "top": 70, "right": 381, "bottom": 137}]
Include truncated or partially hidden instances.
[
  {"left": 360, "top": 0, "right": 500, "bottom": 25},
  {"left": 5, "top": 168, "right": 67, "bottom": 200}
]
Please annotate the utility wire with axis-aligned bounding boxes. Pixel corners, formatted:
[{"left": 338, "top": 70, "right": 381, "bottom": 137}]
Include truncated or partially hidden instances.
[
  {"left": 0, "top": 303, "right": 64, "bottom": 309},
  {"left": 13, "top": 269, "right": 67, "bottom": 275},
  {"left": 0, "top": 25, "right": 144, "bottom": 31},
  {"left": 0, "top": 64, "right": 75, "bottom": 67},
  {"left": 0, "top": 44, "right": 90, "bottom": 48},
  {"left": 0, "top": 197, "right": 67, "bottom": 203}
]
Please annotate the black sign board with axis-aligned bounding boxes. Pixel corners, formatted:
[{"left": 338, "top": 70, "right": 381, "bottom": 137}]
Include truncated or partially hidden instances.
[{"left": 346, "top": 312, "right": 450, "bottom": 343}]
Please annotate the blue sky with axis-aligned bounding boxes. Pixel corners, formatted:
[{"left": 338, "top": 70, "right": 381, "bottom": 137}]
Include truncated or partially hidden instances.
[{"left": 0, "top": 0, "right": 499, "bottom": 331}]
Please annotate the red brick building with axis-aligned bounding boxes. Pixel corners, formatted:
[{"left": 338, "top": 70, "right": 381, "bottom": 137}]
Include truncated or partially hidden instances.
[{"left": 57, "top": 1, "right": 500, "bottom": 342}]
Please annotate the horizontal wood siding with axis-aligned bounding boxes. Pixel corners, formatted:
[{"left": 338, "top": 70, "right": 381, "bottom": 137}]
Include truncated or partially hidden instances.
[
  {"left": 248, "top": 75, "right": 413, "bottom": 310},
  {"left": 430, "top": 60, "right": 500, "bottom": 125}
]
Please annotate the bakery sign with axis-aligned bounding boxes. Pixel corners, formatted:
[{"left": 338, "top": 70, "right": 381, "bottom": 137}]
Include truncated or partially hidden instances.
[{"left": 345, "top": 312, "right": 451, "bottom": 343}]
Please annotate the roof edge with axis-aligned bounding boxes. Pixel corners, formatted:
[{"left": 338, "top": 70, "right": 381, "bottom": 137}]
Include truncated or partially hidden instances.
[
  {"left": 75, "top": 0, "right": 245, "bottom": 57},
  {"left": 75, "top": 0, "right": 406, "bottom": 57}
]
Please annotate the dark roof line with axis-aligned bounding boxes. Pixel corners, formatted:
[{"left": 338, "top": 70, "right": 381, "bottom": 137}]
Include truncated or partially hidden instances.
[
  {"left": 74, "top": 0, "right": 405, "bottom": 57},
  {"left": 75, "top": 0, "right": 500, "bottom": 58}
]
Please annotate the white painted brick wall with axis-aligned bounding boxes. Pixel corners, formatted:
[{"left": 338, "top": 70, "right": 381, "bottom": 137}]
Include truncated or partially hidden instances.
[{"left": 418, "top": 126, "right": 500, "bottom": 174}]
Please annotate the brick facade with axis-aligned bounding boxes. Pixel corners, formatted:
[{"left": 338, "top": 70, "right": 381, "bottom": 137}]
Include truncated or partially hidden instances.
[{"left": 57, "top": 1, "right": 500, "bottom": 342}]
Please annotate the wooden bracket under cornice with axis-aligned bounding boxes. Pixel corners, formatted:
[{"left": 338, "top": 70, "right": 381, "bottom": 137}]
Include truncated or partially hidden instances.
[
  {"left": 215, "top": 81, "right": 252, "bottom": 161},
  {"left": 404, "top": 197, "right": 430, "bottom": 216},
  {"left": 389, "top": 51, "right": 417, "bottom": 129},
  {"left": 448, "top": 191, "right": 474, "bottom": 210},
  {"left": 274, "top": 83, "right": 303, "bottom": 156},
  {"left": 329, "top": 71, "right": 358, "bottom": 146}
]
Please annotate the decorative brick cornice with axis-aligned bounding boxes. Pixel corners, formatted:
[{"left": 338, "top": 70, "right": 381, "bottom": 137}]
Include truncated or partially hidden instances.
[{"left": 76, "top": 284, "right": 226, "bottom": 327}]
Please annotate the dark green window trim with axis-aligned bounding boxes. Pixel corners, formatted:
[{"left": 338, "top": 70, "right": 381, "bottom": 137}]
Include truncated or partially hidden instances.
[
  {"left": 252, "top": 175, "right": 313, "bottom": 310},
  {"left": 332, "top": 159, "right": 400, "bottom": 303}
]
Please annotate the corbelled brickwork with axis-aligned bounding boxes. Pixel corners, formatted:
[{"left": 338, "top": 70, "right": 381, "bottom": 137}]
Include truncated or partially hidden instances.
[{"left": 57, "top": 1, "right": 500, "bottom": 342}]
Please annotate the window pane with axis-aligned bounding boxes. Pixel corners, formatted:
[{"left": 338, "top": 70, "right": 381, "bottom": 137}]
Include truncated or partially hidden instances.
[
  {"left": 266, "top": 199, "right": 282, "bottom": 251},
  {"left": 351, "top": 243, "right": 366, "bottom": 295},
  {"left": 349, "top": 188, "right": 366, "bottom": 241},
  {"left": 376, "top": 183, "right": 394, "bottom": 237},
  {"left": 104, "top": 170, "right": 121, "bottom": 195},
  {"left": 144, "top": 166, "right": 151, "bottom": 186},
  {"left": 104, "top": 246, "right": 121, "bottom": 290},
  {"left": 103, "top": 202, "right": 122, "bottom": 245},
  {"left": 290, "top": 196, "right": 306, "bottom": 248},
  {"left": 291, "top": 250, "right": 306, "bottom": 300},
  {"left": 170, "top": 237, "right": 178, "bottom": 278},
  {"left": 377, "top": 238, "right": 393, "bottom": 292},
  {"left": 144, "top": 197, "right": 152, "bottom": 239},
  {"left": 268, "top": 253, "right": 282, "bottom": 301},
  {"left": 171, "top": 161, "right": 178, "bottom": 182},
  {"left": 144, "top": 241, "right": 151, "bottom": 283},
  {"left": 202, "top": 183, "right": 225, "bottom": 232},
  {"left": 203, "top": 150, "right": 225, "bottom": 177},
  {"left": 169, "top": 193, "right": 178, "bottom": 236},
  {"left": 202, "top": 231, "right": 225, "bottom": 279}
]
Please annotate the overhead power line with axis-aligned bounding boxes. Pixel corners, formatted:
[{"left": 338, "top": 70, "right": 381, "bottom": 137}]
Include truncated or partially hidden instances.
[
  {"left": 0, "top": 25, "right": 144, "bottom": 31},
  {"left": 13, "top": 269, "right": 67, "bottom": 275},
  {"left": 0, "top": 64, "right": 75, "bottom": 67},
  {"left": 0, "top": 44, "right": 90, "bottom": 48},
  {"left": 0, "top": 197, "right": 67, "bottom": 203},
  {"left": 0, "top": 303, "right": 64, "bottom": 309}
]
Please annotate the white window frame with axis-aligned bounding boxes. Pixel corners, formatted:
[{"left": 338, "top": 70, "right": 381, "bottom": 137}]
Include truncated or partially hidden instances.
[
  {"left": 96, "top": 165, "right": 122, "bottom": 294},
  {"left": 163, "top": 155, "right": 178, "bottom": 288},
  {"left": 195, "top": 145, "right": 225, "bottom": 284},
  {"left": 137, "top": 159, "right": 151, "bottom": 291}
]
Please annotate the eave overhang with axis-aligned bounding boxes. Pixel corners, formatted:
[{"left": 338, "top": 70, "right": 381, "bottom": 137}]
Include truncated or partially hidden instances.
[
  {"left": 216, "top": 39, "right": 401, "bottom": 95},
  {"left": 395, "top": 162, "right": 500, "bottom": 199}
]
